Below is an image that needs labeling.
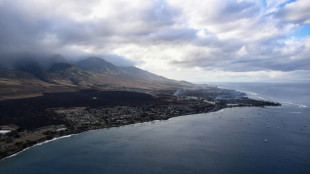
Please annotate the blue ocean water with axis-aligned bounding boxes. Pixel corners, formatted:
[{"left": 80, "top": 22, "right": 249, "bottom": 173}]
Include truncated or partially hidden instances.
[{"left": 0, "top": 83, "right": 309, "bottom": 174}]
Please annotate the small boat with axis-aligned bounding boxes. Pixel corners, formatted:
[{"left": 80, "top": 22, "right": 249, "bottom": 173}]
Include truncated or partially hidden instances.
[{"left": 264, "top": 139, "right": 268, "bottom": 142}]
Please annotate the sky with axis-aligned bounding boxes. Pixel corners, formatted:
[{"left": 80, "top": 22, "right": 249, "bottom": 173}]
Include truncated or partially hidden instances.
[{"left": 0, "top": 0, "right": 309, "bottom": 83}]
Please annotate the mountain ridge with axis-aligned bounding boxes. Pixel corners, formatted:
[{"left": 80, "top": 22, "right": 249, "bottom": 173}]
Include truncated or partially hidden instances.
[{"left": 0, "top": 56, "right": 201, "bottom": 100}]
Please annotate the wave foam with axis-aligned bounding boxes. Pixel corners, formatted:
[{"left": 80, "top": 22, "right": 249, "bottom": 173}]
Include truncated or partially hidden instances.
[
  {"left": 2, "top": 134, "right": 76, "bottom": 160},
  {"left": 281, "top": 101, "right": 308, "bottom": 108}
]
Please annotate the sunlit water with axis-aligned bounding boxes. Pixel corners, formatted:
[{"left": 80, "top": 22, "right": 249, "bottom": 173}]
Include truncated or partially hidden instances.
[{"left": 0, "top": 83, "right": 309, "bottom": 174}]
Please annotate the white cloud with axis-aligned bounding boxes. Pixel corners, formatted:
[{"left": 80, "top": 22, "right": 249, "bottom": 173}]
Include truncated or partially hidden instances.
[
  {"left": 278, "top": 0, "right": 310, "bottom": 24},
  {"left": 0, "top": 0, "right": 309, "bottom": 82}
]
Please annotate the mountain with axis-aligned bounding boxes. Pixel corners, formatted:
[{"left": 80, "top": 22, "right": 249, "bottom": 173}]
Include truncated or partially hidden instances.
[
  {"left": 77, "top": 57, "right": 195, "bottom": 89},
  {"left": 49, "top": 63, "right": 74, "bottom": 73},
  {"left": 76, "top": 57, "right": 122, "bottom": 75},
  {"left": 0, "top": 56, "right": 201, "bottom": 100},
  {"left": 48, "top": 63, "right": 95, "bottom": 86},
  {"left": 13, "top": 57, "right": 49, "bottom": 82},
  {"left": 120, "top": 66, "right": 168, "bottom": 81},
  {"left": 40, "top": 54, "right": 68, "bottom": 69},
  {"left": 0, "top": 67, "right": 70, "bottom": 100}
]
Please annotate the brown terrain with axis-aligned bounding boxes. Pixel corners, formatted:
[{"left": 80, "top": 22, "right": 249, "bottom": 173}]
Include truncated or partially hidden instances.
[
  {"left": 0, "top": 56, "right": 280, "bottom": 159},
  {"left": 0, "top": 57, "right": 199, "bottom": 100}
]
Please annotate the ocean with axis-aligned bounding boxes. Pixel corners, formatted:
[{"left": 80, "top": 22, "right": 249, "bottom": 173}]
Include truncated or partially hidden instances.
[{"left": 0, "top": 83, "right": 309, "bottom": 174}]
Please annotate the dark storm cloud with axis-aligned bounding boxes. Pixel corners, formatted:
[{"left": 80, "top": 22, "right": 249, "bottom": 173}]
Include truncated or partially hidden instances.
[
  {"left": 0, "top": 0, "right": 181, "bottom": 54},
  {"left": 0, "top": 3, "right": 48, "bottom": 51}
]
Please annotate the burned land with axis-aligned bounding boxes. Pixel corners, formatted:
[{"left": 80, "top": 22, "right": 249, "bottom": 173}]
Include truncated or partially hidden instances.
[
  {"left": 0, "top": 90, "right": 164, "bottom": 129},
  {"left": 0, "top": 88, "right": 280, "bottom": 159}
]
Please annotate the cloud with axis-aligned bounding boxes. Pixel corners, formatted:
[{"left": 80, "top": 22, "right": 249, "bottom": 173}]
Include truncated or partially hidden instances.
[
  {"left": 277, "top": 0, "right": 310, "bottom": 24},
  {"left": 0, "top": 0, "right": 309, "bottom": 82}
]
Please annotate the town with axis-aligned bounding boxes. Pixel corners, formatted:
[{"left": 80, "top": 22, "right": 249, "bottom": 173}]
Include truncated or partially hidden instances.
[{"left": 0, "top": 89, "right": 280, "bottom": 159}]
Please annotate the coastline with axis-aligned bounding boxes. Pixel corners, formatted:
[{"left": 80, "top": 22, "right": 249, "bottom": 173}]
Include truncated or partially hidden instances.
[
  {"left": 0, "top": 103, "right": 279, "bottom": 161},
  {"left": 0, "top": 88, "right": 281, "bottom": 160},
  {"left": 0, "top": 106, "right": 229, "bottom": 160},
  {"left": 1, "top": 134, "right": 77, "bottom": 160}
]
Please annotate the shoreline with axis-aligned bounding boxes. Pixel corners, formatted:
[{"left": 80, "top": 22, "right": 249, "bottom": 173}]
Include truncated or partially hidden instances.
[
  {"left": 0, "top": 104, "right": 279, "bottom": 161},
  {"left": 1, "top": 134, "right": 77, "bottom": 161},
  {"left": 0, "top": 88, "right": 281, "bottom": 160},
  {"left": 1, "top": 107, "right": 229, "bottom": 160}
]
